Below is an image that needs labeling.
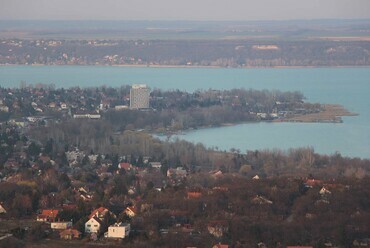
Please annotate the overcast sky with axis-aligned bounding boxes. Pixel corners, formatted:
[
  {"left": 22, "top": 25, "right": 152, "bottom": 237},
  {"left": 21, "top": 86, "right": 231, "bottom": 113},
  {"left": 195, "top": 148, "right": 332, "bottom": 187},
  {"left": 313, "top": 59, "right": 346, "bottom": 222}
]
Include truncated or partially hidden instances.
[{"left": 1, "top": 0, "right": 370, "bottom": 21}]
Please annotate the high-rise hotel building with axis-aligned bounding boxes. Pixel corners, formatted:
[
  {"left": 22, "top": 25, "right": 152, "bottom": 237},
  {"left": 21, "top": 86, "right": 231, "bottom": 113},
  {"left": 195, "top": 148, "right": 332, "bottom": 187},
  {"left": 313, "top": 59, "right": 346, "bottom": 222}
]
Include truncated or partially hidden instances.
[{"left": 130, "top": 84, "right": 150, "bottom": 109}]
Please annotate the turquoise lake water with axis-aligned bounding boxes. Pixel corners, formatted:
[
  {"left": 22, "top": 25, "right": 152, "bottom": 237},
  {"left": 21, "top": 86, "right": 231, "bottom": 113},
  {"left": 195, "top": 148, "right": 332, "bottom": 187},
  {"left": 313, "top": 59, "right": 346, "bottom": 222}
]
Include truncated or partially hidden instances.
[{"left": 0, "top": 66, "right": 369, "bottom": 158}]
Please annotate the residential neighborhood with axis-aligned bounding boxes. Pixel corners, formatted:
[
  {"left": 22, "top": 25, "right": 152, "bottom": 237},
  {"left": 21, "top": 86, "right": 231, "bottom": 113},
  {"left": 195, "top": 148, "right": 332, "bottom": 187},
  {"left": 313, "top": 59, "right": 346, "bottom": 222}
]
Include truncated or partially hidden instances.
[{"left": 0, "top": 85, "right": 369, "bottom": 247}]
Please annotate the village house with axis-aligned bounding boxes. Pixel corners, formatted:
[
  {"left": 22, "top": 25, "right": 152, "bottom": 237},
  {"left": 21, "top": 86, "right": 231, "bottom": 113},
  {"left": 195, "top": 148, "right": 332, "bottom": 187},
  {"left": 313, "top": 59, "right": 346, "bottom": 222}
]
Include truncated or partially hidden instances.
[
  {"left": 89, "top": 207, "right": 114, "bottom": 220},
  {"left": 37, "top": 209, "right": 59, "bottom": 222},
  {"left": 85, "top": 216, "right": 103, "bottom": 234},
  {"left": 60, "top": 102, "right": 67, "bottom": 109},
  {"left": 305, "top": 179, "right": 323, "bottom": 188},
  {"left": 252, "top": 195, "right": 273, "bottom": 205},
  {"left": 319, "top": 186, "right": 332, "bottom": 195},
  {"left": 252, "top": 175, "right": 260, "bottom": 180},
  {"left": 118, "top": 162, "right": 132, "bottom": 171},
  {"left": 213, "top": 244, "right": 229, "bottom": 248},
  {"left": 0, "top": 203, "right": 7, "bottom": 214},
  {"left": 149, "top": 162, "right": 162, "bottom": 169},
  {"left": 123, "top": 206, "right": 137, "bottom": 218},
  {"left": 51, "top": 220, "right": 73, "bottom": 230},
  {"left": 207, "top": 220, "right": 229, "bottom": 238},
  {"left": 59, "top": 228, "right": 81, "bottom": 240},
  {"left": 187, "top": 190, "right": 202, "bottom": 199},
  {"left": 209, "top": 170, "right": 223, "bottom": 178},
  {"left": 0, "top": 105, "right": 9, "bottom": 112},
  {"left": 167, "top": 167, "right": 187, "bottom": 178},
  {"left": 105, "top": 222, "right": 130, "bottom": 239}
]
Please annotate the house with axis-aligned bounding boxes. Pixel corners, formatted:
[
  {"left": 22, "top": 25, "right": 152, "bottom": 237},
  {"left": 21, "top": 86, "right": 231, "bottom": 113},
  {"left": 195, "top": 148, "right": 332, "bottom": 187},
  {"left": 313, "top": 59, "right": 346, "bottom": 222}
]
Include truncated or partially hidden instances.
[
  {"left": 207, "top": 220, "right": 229, "bottom": 238},
  {"left": 252, "top": 175, "right": 260, "bottom": 180},
  {"left": 252, "top": 195, "right": 273, "bottom": 205},
  {"left": 85, "top": 216, "right": 102, "bottom": 234},
  {"left": 213, "top": 244, "right": 229, "bottom": 248},
  {"left": 0, "top": 105, "right": 9, "bottom": 112},
  {"left": 60, "top": 103, "right": 67, "bottom": 109},
  {"left": 105, "top": 222, "right": 130, "bottom": 239},
  {"left": 305, "top": 179, "right": 323, "bottom": 188},
  {"left": 59, "top": 228, "right": 81, "bottom": 240},
  {"left": 0, "top": 203, "right": 6, "bottom": 214},
  {"left": 167, "top": 167, "right": 187, "bottom": 178},
  {"left": 150, "top": 162, "right": 162, "bottom": 169},
  {"left": 51, "top": 221, "right": 73, "bottom": 230},
  {"left": 88, "top": 207, "right": 113, "bottom": 220},
  {"left": 118, "top": 162, "right": 132, "bottom": 171},
  {"left": 124, "top": 206, "right": 137, "bottom": 218},
  {"left": 319, "top": 186, "right": 332, "bottom": 195},
  {"left": 48, "top": 102, "right": 56, "bottom": 108},
  {"left": 37, "top": 209, "right": 59, "bottom": 222},
  {"left": 187, "top": 190, "right": 202, "bottom": 199},
  {"left": 209, "top": 170, "right": 223, "bottom": 178}
]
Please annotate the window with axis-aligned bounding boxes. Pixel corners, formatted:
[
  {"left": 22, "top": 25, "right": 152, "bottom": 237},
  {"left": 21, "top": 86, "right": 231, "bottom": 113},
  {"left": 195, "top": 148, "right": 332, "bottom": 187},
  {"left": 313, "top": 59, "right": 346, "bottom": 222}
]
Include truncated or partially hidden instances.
[{"left": 87, "top": 224, "right": 91, "bottom": 227}]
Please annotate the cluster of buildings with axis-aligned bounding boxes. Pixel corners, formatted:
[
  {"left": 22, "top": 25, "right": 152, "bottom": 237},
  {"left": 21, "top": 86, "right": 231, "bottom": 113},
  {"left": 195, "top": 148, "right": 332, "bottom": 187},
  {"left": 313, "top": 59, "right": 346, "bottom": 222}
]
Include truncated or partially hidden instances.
[
  {"left": 34, "top": 206, "right": 131, "bottom": 241},
  {"left": 0, "top": 84, "right": 152, "bottom": 125}
]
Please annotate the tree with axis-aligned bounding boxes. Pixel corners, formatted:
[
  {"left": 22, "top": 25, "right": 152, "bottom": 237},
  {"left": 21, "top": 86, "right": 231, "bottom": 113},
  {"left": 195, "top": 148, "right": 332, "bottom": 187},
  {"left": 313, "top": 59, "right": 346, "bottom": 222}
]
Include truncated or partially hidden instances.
[{"left": 27, "top": 142, "right": 40, "bottom": 157}]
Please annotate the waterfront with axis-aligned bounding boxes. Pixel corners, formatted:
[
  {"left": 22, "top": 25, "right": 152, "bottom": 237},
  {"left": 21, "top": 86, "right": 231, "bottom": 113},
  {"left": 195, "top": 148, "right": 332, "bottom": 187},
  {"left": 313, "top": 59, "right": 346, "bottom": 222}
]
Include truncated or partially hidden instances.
[{"left": 1, "top": 66, "right": 369, "bottom": 158}]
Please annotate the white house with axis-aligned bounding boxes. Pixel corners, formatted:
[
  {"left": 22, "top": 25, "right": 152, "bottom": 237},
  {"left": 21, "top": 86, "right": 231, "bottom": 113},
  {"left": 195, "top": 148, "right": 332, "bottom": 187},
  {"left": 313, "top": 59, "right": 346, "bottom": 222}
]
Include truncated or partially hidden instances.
[
  {"left": 85, "top": 216, "right": 102, "bottom": 233},
  {"left": 51, "top": 221, "right": 72, "bottom": 230},
  {"left": 106, "top": 222, "right": 130, "bottom": 239},
  {"left": 319, "top": 186, "right": 332, "bottom": 195}
]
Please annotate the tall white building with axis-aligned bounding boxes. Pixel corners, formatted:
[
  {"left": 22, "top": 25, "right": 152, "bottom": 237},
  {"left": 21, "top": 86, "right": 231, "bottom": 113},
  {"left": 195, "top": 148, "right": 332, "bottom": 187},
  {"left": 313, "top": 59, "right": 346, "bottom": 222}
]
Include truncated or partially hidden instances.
[{"left": 130, "top": 84, "right": 150, "bottom": 109}]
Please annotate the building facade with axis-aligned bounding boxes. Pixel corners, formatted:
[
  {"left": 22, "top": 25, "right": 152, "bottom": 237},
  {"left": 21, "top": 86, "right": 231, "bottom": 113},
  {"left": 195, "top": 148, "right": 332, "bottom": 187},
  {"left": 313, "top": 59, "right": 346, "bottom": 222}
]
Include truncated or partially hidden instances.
[
  {"left": 130, "top": 84, "right": 150, "bottom": 109},
  {"left": 106, "top": 223, "right": 130, "bottom": 239},
  {"left": 85, "top": 217, "right": 102, "bottom": 233}
]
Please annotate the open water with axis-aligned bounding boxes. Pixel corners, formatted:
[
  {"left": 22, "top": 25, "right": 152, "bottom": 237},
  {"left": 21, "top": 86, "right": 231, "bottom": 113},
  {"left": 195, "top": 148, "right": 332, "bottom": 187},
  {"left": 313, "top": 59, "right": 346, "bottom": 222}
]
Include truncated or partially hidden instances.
[{"left": 0, "top": 66, "right": 369, "bottom": 158}]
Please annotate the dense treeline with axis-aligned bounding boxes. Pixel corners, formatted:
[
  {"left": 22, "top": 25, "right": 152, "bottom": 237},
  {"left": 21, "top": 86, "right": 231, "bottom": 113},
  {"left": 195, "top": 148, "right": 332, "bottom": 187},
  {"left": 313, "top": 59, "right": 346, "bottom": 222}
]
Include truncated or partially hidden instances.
[
  {"left": 29, "top": 122, "right": 370, "bottom": 179},
  {"left": 1, "top": 39, "right": 370, "bottom": 67}
]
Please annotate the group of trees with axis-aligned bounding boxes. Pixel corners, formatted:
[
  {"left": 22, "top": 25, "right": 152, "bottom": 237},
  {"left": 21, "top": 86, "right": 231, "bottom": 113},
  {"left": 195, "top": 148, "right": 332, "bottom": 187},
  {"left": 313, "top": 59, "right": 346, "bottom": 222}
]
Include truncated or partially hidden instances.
[
  {"left": 132, "top": 175, "right": 370, "bottom": 247},
  {"left": 28, "top": 118, "right": 370, "bottom": 179}
]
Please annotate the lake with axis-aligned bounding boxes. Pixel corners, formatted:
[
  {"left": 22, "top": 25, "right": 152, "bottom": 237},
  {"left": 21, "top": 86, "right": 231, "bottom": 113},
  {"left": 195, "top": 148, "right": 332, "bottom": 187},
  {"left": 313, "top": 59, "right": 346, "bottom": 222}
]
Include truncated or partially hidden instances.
[{"left": 0, "top": 65, "right": 369, "bottom": 158}]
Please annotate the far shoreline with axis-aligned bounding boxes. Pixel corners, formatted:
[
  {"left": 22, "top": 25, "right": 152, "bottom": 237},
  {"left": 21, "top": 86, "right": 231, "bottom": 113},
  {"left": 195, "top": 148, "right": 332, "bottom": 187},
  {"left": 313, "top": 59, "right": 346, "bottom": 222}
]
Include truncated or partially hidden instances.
[{"left": 1, "top": 64, "right": 370, "bottom": 69}]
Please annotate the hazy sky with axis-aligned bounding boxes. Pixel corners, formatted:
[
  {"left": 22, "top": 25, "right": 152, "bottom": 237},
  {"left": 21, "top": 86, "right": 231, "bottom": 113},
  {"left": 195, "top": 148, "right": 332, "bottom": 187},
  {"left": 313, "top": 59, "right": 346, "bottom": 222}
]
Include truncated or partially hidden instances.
[{"left": 1, "top": 0, "right": 370, "bottom": 20}]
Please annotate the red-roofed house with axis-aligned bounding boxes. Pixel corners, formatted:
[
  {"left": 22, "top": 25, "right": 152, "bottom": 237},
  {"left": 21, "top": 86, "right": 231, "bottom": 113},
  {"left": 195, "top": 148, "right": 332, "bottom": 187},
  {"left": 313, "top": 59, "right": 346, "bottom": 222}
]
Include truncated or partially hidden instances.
[
  {"left": 187, "top": 191, "right": 202, "bottom": 199},
  {"left": 213, "top": 244, "right": 229, "bottom": 248},
  {"left": 124, "top": 206, "right": 137, "bottom": 218},
  {"left": 37, "top": 209, "right": 59, "bottom": 222},
  {"left": 59, "top": 228, "right": 81, "bottom": 240},
  {"left": 118, "top": 162, "right": 132, "bottom": 171},
  {"left": 88, "top": 207, "right": 110, "bottom": 220},
  {"left": 305, "top": 179, "right": 323, "bottom": 187}
]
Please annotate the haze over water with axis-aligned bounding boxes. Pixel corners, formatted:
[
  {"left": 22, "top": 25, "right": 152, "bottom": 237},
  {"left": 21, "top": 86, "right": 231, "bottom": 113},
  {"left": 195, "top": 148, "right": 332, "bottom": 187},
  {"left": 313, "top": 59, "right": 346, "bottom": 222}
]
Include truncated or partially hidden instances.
[{"left": 1, "top": 66, "right": 369, "bottom": 158}]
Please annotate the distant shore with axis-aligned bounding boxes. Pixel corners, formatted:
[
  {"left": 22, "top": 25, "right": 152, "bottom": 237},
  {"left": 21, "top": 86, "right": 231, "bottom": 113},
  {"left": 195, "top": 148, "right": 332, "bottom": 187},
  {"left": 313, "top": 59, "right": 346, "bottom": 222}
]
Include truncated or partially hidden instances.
[
  {"left": 274, "top": 104, "right": 358, "bottom": 123},
  {"left": 1, "top": 64, "right": 370, "bottom": 69}
]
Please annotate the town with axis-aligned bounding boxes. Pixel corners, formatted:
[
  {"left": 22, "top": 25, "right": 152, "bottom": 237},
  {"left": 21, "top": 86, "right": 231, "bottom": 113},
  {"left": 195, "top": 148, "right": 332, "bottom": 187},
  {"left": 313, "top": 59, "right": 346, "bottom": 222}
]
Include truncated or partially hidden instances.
[
  {"left": 0, "top": 84, "right": 369, "bottom": 247},
  {"left": 0, "top": 83, "right": 326, "bottom": 129}
]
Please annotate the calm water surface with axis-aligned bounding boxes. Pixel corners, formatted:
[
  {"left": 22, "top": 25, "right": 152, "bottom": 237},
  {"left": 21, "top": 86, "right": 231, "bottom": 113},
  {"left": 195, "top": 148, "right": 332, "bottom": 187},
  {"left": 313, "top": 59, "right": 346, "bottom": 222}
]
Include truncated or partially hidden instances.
[{"left": 1, "top": 66, "right": 369, "bottom": 158}]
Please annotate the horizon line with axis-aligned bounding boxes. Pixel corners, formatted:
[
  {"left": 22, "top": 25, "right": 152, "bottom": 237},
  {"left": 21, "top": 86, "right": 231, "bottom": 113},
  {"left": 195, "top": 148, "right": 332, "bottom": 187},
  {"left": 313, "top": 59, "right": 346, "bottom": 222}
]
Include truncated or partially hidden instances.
[{"left": 1, "top": 18, "right": 370, "bottom": 22}]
